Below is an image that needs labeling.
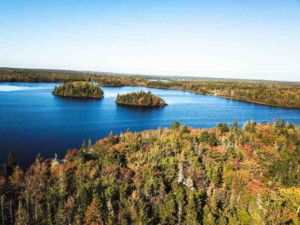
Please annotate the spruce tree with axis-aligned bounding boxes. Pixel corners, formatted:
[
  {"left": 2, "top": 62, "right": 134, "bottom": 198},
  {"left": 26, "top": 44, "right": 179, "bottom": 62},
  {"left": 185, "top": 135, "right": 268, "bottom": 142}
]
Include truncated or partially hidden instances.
[{"left": 6, "top": 151, "right": 17, "bottom": 176}]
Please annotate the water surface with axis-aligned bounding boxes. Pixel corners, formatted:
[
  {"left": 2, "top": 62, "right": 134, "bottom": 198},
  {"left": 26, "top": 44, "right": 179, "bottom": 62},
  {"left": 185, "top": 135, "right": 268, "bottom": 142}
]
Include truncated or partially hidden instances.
[{"left": 1, "top": 82, "right": 299, "bottom": 167}]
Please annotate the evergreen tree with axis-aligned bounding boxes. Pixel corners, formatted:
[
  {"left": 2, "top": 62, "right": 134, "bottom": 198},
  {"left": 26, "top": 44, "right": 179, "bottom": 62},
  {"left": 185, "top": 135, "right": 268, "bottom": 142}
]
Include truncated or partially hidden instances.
[
  {"left": 6, "top": 151, "right": 17, "bottom": 176},
  {"left": 159, "top": 193, "right": 177, "bottom": 224},
  {"left": 81, "top": 140, "right": 87, "bottom": 152},
  {"left": 85, "top": 196, "right": 102, "bottom": 225},
  {"left": 232, "top": 119, "right": 238, "bottom": 130},
  {"left": 88, "top": 138, "right": 93, "bottom": 152},
  {"left": 185, "top": 193, "right": 200, "bottom": 225},
  {"left": 171, "top": 121, "right": 181, "bottom": 130}
]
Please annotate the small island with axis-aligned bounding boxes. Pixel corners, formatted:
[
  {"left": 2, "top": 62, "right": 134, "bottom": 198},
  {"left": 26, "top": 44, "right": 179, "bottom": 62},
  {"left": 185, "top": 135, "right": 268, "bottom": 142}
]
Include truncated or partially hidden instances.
[
  {"left": 116, "top": 90, "right": 167, "bottom": 107},
  {"left": 52, "top": 81, "right": 104, "bottom": 99}
]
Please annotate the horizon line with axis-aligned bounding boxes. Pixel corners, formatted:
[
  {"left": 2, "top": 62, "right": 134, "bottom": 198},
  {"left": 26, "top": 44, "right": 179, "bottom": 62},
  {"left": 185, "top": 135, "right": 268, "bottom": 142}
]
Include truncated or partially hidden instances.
[{"left": 1, "top": 66, "right": 299, "bottom": 83}]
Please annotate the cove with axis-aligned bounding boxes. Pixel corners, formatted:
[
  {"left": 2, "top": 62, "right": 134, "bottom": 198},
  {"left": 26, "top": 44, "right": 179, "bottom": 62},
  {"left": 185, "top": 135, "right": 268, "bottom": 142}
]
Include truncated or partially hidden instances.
[{"left": 1, "top": 82, "right": 300, "bottom": 168}]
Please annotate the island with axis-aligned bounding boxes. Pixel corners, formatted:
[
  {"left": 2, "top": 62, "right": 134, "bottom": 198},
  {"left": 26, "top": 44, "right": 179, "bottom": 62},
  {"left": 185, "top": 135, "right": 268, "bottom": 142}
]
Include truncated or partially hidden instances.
[
  {"left": 2, "top": 68, "right": 300, "bottom": 108},
  {"left": 115, "top": 90, "right": 167, "bottom": 107},
  {"left": 52, "top": 81, "right": 104, "bottom": 99}
]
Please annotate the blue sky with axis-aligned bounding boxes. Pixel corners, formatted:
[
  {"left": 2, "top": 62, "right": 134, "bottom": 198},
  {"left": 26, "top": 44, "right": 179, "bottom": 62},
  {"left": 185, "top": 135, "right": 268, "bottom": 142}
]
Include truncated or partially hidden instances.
[{"left": 0, "top": 0, "right": 299, "bottom": 81}]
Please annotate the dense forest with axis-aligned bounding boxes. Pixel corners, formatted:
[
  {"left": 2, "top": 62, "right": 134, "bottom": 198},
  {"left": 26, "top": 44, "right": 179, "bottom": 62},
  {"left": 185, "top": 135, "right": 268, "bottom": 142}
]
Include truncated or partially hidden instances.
[
  {"left": 1, "top": 68, "right": 300, "bottom": 108},
  {"left": 0, "top": 120, "right": 299, "bottom": 224},
  {"left": 53, "top": 82, "right": 104, "bottom": 99},
  {"left": 99, "top": 77, "right": 300, "bottom": 109},
  {"left": 116, "top": 91, "right": 167, "bottom": 107}
]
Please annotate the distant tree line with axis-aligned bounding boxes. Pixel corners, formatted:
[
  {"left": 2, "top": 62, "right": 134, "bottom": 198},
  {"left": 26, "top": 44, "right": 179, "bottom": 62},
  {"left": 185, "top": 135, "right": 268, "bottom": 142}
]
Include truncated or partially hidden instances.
[{"left": 1, "top": 68, "right": 300, "bottom": 108}]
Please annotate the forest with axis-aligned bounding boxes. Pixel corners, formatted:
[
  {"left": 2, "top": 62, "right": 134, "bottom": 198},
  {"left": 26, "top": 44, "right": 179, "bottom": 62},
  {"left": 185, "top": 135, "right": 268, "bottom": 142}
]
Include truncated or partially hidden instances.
[
  {"left": 116, "top": 91, "right": 167, "bottom": 107},
  {"left": 0, "top": 120, "right": 300, "bottom": 224},
  {"left": 1, "top": 68, "right": 300, "bottom": 108},
  {"left": 99, "top": 77, "right": 300, "bottom": 109},
  {"left": 52, "top": 82, "right": 104, "bottom": 99}
]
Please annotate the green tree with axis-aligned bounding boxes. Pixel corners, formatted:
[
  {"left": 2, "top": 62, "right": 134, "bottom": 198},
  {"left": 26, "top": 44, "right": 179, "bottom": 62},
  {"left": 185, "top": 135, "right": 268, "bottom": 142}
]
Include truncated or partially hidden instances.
[
  {"left": 171, "top": 121, "right": 181, "bottom": 130},
  {"left": 185, "top": 193, "right": 201, "bottom": 225},
  {"left": 232, "top": 119, "right": 238, "bottom": 130},
  {"left": 159, "top": 193, "right": 177, "bottom": 224},
  {"left": 6, "top": 151, "right": 17, "bottom": 176},
  {"left": 85, "top": 196, "right": 103, "bottom": 225}
]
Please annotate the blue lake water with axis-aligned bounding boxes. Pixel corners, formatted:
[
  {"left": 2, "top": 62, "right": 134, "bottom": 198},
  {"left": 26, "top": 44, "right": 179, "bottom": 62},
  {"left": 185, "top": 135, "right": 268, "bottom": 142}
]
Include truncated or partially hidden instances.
[{"left": 1, "top": 82, "right": 300, "bottom": 167}]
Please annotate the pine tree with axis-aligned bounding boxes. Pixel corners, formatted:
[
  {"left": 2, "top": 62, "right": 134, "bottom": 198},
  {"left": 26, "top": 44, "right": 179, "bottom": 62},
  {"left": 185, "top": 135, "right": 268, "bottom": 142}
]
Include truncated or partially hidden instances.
[
  {"left": 185, "top": 193, "right": 200, "bottom": 225},
  {"left": 159, "top": 193, "right": 177, "bottom": 224},
  {"left": 6, "top": 151, "right": 17, "bottom": 176},
  {"left": 81, "top": 140, "right": 87, "bottom": 152},
  {"left": 171, "top": 121, "right": 181, "bottom": 130},
  {"left": 232, "top": 119, "right": 238, "bottom": 130},
  {"left": 87, "top": 138, "right": 93, "bottom": 152},
  {"left": 85, "top": 196, "right": 102, "bottom": 225},
  {"left": 108, "top": 131, "right": 117, "bottom": 144}
]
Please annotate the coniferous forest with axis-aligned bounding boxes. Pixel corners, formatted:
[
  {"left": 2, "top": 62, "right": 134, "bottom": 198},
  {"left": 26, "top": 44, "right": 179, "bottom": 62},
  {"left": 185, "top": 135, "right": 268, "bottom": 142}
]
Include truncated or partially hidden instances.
[
  {"left": 1, "top": 1, "right": 300, "bottom": 224},
  {"left": 52, "top": 82, "right": 104, "bottom": 99},
  {"left": 1, "top": 68, "right": 300, "bottom": 108},
  {"left": 1, "top": 120, "right": 300, "bottom": 225},
  {"left": 116, "top": 91, "right": 167, "bottom": 107}
]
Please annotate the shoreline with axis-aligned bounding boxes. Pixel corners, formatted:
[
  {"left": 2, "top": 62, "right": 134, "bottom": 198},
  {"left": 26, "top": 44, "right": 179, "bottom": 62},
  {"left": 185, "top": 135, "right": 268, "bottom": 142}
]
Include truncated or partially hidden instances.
[
  {"left": 52, "top": 93, "right": 103, "bottom": 99},
  {"left": 115, "top": 102, "right": 167, "bottom": 107},
  {"left": 105, "top": 84, "right": 300, "bottom": 110},
  {"left": 1, "top": 81, "right": 300, "bottom": 109}
]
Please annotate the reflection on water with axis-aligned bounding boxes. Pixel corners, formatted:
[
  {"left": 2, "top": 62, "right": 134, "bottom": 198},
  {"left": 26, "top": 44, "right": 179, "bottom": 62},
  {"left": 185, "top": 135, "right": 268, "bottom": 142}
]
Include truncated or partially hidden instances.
[{"left": 0, "top": 85, "right": 46, "bottom": 92}]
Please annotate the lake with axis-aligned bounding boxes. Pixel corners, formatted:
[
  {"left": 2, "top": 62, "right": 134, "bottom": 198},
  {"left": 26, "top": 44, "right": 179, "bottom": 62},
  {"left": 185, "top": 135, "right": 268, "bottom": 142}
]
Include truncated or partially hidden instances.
[{"left": 1, "top": 82, "right": 300, "bottom": 168}]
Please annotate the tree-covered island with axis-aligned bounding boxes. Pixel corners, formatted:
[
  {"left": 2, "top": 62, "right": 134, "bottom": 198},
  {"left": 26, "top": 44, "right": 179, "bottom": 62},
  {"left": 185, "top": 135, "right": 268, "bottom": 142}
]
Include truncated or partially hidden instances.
[
  {"left": 2, "top": 68, "right": 300, "bottom": 108},
  {"left": 116, "top": 90, "right": 167, "bottom": 107},
  {"left": 52, "top": 81, "right": 104, "bottom": 99}
]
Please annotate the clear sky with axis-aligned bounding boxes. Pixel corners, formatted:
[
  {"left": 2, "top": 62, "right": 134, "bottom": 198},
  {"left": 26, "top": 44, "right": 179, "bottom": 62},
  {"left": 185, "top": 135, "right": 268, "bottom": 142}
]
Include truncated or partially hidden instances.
[{"left": 0, "top": 0, "right": 299, "bottom": 81}]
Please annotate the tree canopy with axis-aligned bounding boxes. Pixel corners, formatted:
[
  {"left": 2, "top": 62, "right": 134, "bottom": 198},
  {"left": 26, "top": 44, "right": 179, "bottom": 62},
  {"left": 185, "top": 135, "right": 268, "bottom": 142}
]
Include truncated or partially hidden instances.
[
  {"left": 2, "top": 68, "right": 300, "bottom": 108},
  {"left": 116, "top": 90, "right": 167, "bottom": 107},
  {"left": 1, "top": 120, "right": 300, "bottom": 224},
  {"left": 52, "top": 81, "right": 104, "bottom": 99}
]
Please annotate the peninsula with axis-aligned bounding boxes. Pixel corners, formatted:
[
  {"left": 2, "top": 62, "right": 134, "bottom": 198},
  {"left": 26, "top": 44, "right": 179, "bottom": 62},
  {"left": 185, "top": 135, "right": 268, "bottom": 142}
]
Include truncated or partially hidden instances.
[{"left": 2, "top": 68, "right": 300, "bottom": 108}]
